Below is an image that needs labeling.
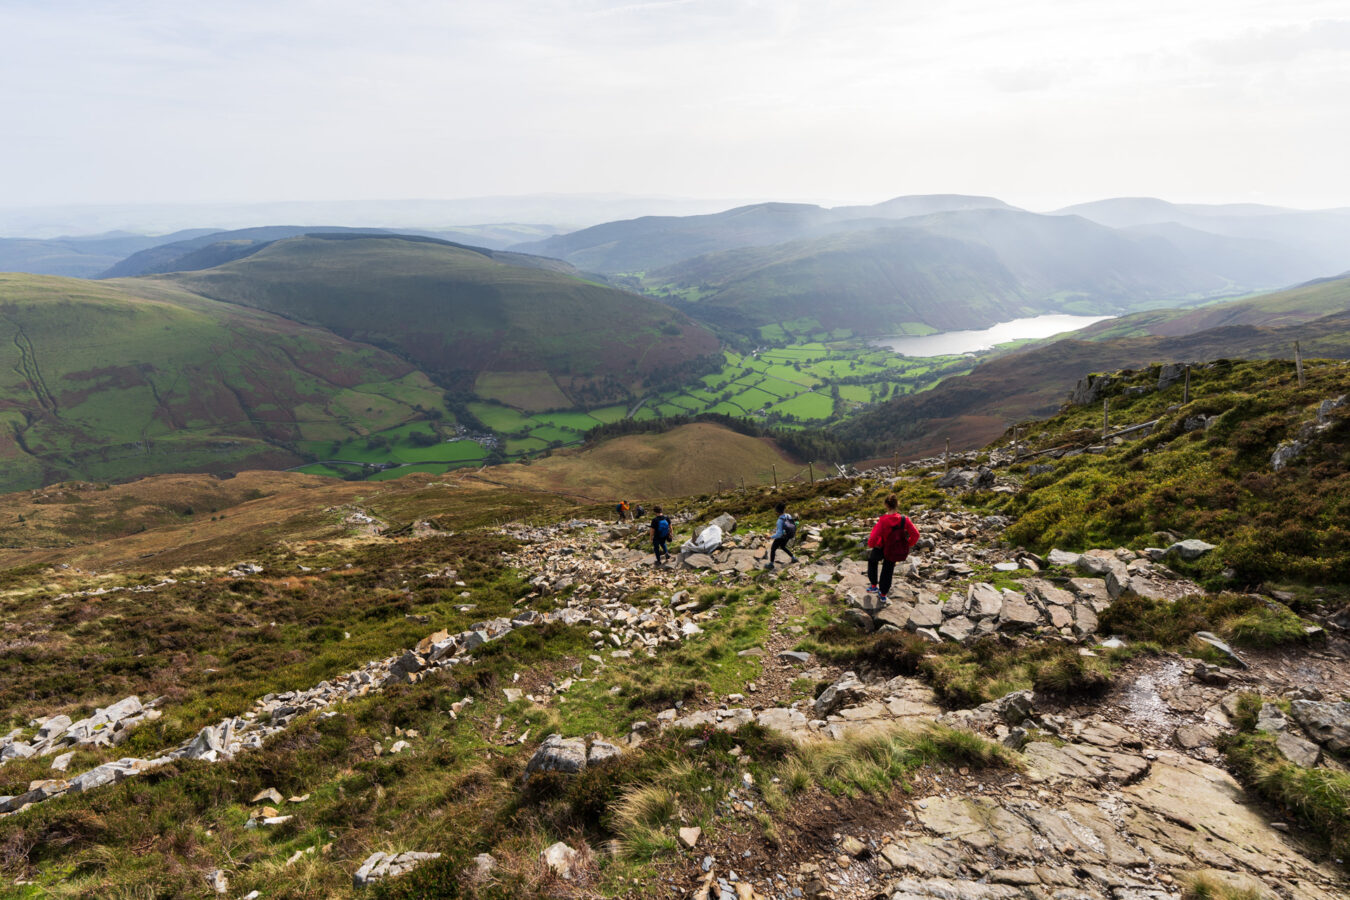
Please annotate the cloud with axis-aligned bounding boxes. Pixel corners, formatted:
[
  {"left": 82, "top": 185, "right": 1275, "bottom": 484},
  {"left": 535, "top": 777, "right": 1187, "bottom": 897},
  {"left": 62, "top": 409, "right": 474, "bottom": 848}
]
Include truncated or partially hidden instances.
[
  {"left": 1200, "top": 17, "right": 1350, "bottom": 64},
  {"left": 0, "top": 0, "right": 1348, "bottom": 210}
]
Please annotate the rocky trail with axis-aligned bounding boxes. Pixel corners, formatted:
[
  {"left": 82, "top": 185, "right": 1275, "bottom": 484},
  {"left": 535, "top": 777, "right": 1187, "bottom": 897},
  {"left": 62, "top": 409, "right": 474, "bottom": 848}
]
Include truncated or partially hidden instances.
[{"left": 1, "top": 468, "right": 1347, "bottom": 899}]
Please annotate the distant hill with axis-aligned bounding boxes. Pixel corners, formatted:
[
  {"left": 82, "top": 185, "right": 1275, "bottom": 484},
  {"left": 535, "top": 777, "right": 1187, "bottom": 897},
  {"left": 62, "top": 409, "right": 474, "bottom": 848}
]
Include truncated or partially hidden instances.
[
  {"left": 105, "top": 226, "right": 590, "bottom": 281},
  {"left": 648, "top": 208, "right": 1315, "bottom": 337},
  {"left": 510, "top": 195, "right": 1016, "bottom": 274},
  {"left": 0, "top": 274, "right": 449, "bottom": 491},
  {"left": 650, "top": 225, "right": 1027, "bottom": 335},
  {"left": 0, "top": 229, "right": 212, "bottom": 278},
  {"left": 1055, "top": 197, "right": 1350, "bottom": 277},
  {"left": 98, "top": 226, "right": 397, "bottom": 278},
  {"left": 1064, "top": 273, "right": 1350, "bottom": 342},
  {"left": 152, "top": 234, "right": 719, "bottom": 404},
  {"left": 461, "top": 421, "right": 797, "bottom": 500},
  {"left": 413, "top": 223, "right": 565, "bottom": 250},
  {"left": 833, "top": 308, "right": 1350, "bottom": 460}
]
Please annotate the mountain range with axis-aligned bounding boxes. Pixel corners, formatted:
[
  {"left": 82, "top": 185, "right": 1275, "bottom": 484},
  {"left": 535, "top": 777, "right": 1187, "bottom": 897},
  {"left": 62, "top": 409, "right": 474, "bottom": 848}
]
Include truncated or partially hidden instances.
[{"left": 2, "top": 193, "right": 1350, "bottom": 491}]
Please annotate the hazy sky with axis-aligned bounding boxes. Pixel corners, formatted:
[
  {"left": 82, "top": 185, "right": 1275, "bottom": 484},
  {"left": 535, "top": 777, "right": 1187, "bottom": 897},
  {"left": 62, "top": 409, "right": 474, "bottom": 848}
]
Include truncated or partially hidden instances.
[{"left": 3, "top": 0, "right": 1348, "bottom": 211}]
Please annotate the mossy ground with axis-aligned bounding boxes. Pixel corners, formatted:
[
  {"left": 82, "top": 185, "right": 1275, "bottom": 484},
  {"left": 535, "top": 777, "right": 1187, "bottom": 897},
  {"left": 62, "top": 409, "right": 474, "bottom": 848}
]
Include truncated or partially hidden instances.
[{"left": 978, "top": 359, "right": 1350, "bottom": 593}]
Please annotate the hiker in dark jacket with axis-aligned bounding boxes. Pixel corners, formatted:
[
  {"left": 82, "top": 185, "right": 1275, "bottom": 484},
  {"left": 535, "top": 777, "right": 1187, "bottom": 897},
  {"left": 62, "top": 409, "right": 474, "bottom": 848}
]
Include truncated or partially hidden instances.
[
  {"left": 649, "top": 506, "right": 672, "bottom": 565},
  {"left": 865, "top": 494, "right": 920, "bottom": 602},
  {"left": 764, "top": 502, "right": 798, "bottom": 570}
]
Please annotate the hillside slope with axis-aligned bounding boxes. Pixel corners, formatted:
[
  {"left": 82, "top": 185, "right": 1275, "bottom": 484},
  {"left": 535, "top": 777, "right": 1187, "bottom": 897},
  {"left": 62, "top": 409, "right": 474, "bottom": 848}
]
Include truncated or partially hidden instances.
[
  {"left": 0, "top": 366, "right": 1344, "bottom": 900},
  {"left": 1067, "top": 272, "right": 1350, "bottom": 341},
  {"left": 0, "top": 274, "right": 448, "bottom": 491},
  {"left": 834, "top": 308, "right": 1350, "bottom": 459},
  {"left": 462, "top": 421, "right": 798, "bottom": 500},
  {"left": 154, "top": 234, "right": 719, "bottom": 404}
]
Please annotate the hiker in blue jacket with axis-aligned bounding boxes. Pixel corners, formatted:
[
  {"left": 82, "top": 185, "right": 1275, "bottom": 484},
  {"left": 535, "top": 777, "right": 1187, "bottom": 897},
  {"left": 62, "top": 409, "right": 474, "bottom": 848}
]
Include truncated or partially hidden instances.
[
  {"left": 764, "top": 501, "right": 798, "bottom": 570},
  {"left": 649, "top": 505, "right": 672, "bottom": 565}
]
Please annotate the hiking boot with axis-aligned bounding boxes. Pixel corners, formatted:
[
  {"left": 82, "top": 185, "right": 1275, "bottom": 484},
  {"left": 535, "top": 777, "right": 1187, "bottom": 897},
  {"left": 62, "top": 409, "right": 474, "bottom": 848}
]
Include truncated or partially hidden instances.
[
  {"left": 877, "top": 594, "right": 888, "bottom": 604},
  {"left": 764, "top": 563, "right": 775, "bottom": 571},
  {"left": 866, "top": 584, "right": 879, "bottom": 593}
]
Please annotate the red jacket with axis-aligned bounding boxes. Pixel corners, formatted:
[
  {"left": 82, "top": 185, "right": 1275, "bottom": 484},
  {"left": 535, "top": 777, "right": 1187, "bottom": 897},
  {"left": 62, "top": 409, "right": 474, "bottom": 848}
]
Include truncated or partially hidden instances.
[{"left": 868, "top": 512, "right": 920, "bottom": 562}]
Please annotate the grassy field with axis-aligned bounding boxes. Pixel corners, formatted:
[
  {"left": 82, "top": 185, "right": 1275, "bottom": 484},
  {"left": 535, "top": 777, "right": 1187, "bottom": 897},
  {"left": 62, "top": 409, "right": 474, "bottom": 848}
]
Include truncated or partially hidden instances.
[
  {"left": 0, "top": 274, "right": 451, "bottom": 492},
  {"left": 292, "top": 339, "right": 975, "bottom": 483},
  {"left": 464, "top": 422, "right": 800, "bottom": 501}
]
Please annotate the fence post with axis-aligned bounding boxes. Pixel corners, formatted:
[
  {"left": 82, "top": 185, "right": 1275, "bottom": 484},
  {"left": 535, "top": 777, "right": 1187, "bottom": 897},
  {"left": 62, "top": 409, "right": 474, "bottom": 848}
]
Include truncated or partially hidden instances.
[
  {"left": 740, "top": 476, "right": 746, "bottom": 492},
  {"left": 1295, "top": 341, "right": 1305, "bottom": 387},
  {"left": 1183, "top": 365, "right": 1190, "bottom": 405},
  {"left": 1103, "top": 398, "right": 1109, "bottom": 440},
  {"left": 771, "top": 464, "right": 778, "bottom": 490},
  {"left": 944, "top": 438, "right": 950, "bottom": 473},
  {"left": 809, "top": 462, "right": 815, "bottom": 485}
]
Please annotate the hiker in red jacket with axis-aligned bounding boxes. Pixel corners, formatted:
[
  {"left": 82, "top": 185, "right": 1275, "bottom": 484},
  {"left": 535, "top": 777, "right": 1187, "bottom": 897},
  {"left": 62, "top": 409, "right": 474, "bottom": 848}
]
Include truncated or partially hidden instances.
[{"left": 866, "top": 494, "right": 920, "bottom": 603}]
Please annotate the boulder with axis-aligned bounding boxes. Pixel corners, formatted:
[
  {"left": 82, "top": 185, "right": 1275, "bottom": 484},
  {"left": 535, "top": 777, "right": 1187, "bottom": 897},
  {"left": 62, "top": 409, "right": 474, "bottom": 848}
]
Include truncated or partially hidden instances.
[
  {"left": 0, "top": 741, "right": 33, "bottom": 761},
  {"left": 35, "top": 715, "right": 71, "bottom": 743},
  {"left": 1071, "top": 603, "right": 1099, "bottom": 637},
  {"left": 1046, "top": 549, "right": 1081, "bottom": 568},
  {"left": 997, "top": 593, "right": 1041, "bottom": 631},
  {"left": 387, "top": 650, "right": 426, "bottom": 681},
  {"left": 525, "top": 734, "right": 588, "bottom": 777},
  {"left": 1289, "top": 700, "right": 1350, "bottom": 754},
  {"left": 540, "top": 841, "right": 582, "bottom": 879},
  {"left": 966, "top": 583, "right": 1003, "bottom": 619},
  {"left": 841, "top": 608, "right": 875, "bottom": 633},
  {"left": 1021, "top": 578, "right": 1075, "bottom": 608},
  {"left": 994, "top": 690, "right": 1036, "bottom": 724},
  {"left": 814, "top": 672, "right": 870, "bottom": 718},
  {"left": 99, "top": 696, "right": 143, "bottom": 722},
  {"left": 708, "top": 513, "right": 737, "bottom": 534},
  {"left": 587, "top": 741, "right": 623, "bottom": 765},
  {"left": 939, "top": 616, "right": 976, "bottom": 644},
  {"left": 1275, "top": 731, "right": 1322, "bottom": 768},
  {"left": 874, "top": 604, "right": 912, "bottom": 631},
  {"left": 682, "top": 553, "right": 715, "bottom": 569},
  {"left": 1193, "top": 632, "right": 1246, "bottom": 669},
  {"left": 909, "top": 602, "right": 943, "bottom": 629},
  {"left": 1067, "top": 578, "right": 1112, "bottom": 611},
  {"left": 1168, "top": 539, "right": 1216, "bottom": 561},
  {"left": 353, "top": 851, "right": 442, "bottom": 888},
  {"left": 937, "top": 467, "right": 994, "bottom": 490}
]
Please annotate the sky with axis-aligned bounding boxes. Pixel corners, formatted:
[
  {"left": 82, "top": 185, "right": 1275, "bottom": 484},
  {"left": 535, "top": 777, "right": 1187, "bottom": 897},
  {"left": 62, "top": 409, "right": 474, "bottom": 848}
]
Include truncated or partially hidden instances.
[{"left": 2, "top": 0, "right": 1349, "bottom": 213}]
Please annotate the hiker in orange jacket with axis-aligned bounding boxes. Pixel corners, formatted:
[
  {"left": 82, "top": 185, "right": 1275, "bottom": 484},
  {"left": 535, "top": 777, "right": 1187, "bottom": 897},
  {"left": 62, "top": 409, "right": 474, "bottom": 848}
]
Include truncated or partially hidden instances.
[{"left": 865, "top": 494, "right": 920, "bottom": 603}]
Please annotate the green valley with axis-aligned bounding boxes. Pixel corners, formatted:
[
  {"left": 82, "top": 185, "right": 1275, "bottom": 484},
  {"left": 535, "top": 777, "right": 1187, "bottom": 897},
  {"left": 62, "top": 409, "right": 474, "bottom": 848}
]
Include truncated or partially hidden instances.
[{"left": 0, "top": 274, "right": 450, "bottom": 492}]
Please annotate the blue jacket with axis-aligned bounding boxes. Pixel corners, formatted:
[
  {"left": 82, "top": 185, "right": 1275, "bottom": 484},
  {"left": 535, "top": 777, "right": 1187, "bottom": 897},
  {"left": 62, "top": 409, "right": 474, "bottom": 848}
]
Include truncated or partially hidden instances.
[{"left": 771, "top": 513, "right": 792, "bottom": 540}]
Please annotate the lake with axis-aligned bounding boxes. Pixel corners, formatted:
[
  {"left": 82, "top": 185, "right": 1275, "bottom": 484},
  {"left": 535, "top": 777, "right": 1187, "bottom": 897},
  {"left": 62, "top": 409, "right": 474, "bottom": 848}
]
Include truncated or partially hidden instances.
[{"left": 874, "top": 314, "right": 1114, "bottom": 357}]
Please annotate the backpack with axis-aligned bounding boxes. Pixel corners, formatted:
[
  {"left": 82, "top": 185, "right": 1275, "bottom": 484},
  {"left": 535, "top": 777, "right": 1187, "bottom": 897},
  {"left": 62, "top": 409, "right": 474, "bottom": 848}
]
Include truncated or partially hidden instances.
[
  {"left": 655, "top": 516, "right": 671, "bottom": 539},
  {"left": 882, "top": 515, "right": 917, "bottom": 562},
  {"left": 780, "top": 514, "right": 798, "bottom": 541}
]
